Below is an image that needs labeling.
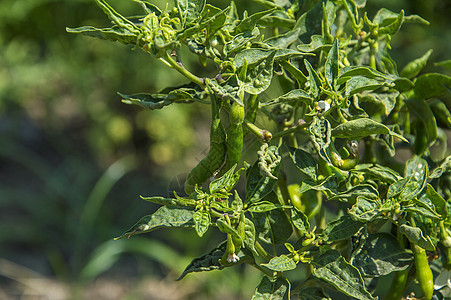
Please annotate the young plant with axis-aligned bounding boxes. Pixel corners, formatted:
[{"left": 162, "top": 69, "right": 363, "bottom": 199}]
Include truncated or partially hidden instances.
[{"left": 68, "top": 0, "right": 451, "bottom": 299}]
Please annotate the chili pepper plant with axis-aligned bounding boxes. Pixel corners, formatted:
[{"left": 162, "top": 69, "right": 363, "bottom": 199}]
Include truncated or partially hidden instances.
[{"left": 68, "top": 0, "right": 451, "bottom": 299}]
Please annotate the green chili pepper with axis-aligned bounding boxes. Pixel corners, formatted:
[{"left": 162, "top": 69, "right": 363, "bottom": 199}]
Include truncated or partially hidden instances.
[
  {"left": 412, "top": 244, "right": 434, "bottom": 300},
  {"left": 384, "top": 269, "right": 409, "bottom": 300},
  {"left": 328, "top": 140, "right": 360, "bottom": 170},
  {"left": 244, "top": 94, "right": 258, "bottom": 124},
  {"left": 220, "top": 101, "right": 244, "bottom": 175},
  {"left": 232, "top": 212, "right": 245, "bottom": 252},
  {"left": 220, "top": 233, "right": 239, "bottom": 265},
  {"left": 185, "top": 94, "right": 227, "bottom": 194}
]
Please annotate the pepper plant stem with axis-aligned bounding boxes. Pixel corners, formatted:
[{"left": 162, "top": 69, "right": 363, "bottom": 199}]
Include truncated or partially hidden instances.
[{"left": 162, "top": 51, "right": 205, "bottom": 87}]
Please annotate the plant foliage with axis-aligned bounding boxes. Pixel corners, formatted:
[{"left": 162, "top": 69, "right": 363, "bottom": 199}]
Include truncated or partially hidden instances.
[{"left": 68, "top": 0, "right": 451, "bottom": 298}]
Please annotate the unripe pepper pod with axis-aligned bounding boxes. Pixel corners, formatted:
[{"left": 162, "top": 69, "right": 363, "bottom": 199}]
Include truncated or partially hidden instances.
[{"left": 412, "top": 244, "right": 434, "bottom": 300}]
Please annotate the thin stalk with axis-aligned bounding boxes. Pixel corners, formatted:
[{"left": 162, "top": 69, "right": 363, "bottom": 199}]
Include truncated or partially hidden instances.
[
  {"left": 255, "top": 241, "right": 273, "bottom": 262},
  {"left": 250, "top": 262, "right": 274, "bottom": 278},
  {"left": 271, "top": 121, "right": 308, "bottom": 140},
  {"left": 162, "top": 51, "right": 205, "bottom": 87},
  {"left": 277, "top": 171, "right": 304, "bottom": 238},
  {"left": 314, "top": 191, "right": 325, "bottom": 230},
  {"left": 369, "top": 41, "right": 377, "bottom": 69},
  {"left": 243, "top": 119, "right": 272, "bottom": 142}
]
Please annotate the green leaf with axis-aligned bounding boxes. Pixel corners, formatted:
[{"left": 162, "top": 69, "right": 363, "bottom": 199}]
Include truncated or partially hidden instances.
[
  {"left": 207, "top": 78, "right": 242, "bottom": 106},
  {"left": 287, "top": 147, "right": 317, "bottom": 181},
  {"left": 247, "top": 201, "right": 288, "bottom": 213},
  {"left": 348, "top": 196, "right": 382, "bottom": 223},
  {"left": 321, "top": 215, "right": 364, "bottom": 242},
  {"left": 265, "top": 27, "right": 301, "bottom": 48},
  {"left": 332, "top": 118, "right": 406, "bottom": 141},
  {"left": 423, "top": 184, "right": 448, "bottom": 219},
  {"left": 246, "top": 160, "right": 279, "bottom": 204},
  {"left": 251, "top": 276, "right": 291, "bottom": 300},
  {"left": 216, "top": 218, "right": 242, "bottom": 243},
  {"left": 414, "top": 73, "right": 451, "bottom": 99},
  {"left": 328, "top": 184, "right": 379, "bottom": 203},
  {"left": 177, "top": 242, "right": 228, "bottom": 280},
  {"left": 405, "top": 98, "right": 437, "bottom": 155},
  {"left": 177, "top": 6, "right": 230, "bottom": 41},
  {"left": 429, "top": 156, "right": 451, "bottom": 179},
  {"left": 378, "top": 9, "right": 404, "bottom": 35},
  {"left": 140, "top": 195, "right": 196, "bottom": 207},
  {"left": 224, "top": 27, "right": 260, "bottom": 55},
  {"left": 305, "top": 60, "right": 323, "bottom": 99},
  {"left": 257, "top": 144, "right": 281, "bottom": 180},
  {"left": 135, "top": 0, "right": 162, "bottom": 15},
  {"left": 235, "top": 49, "right": 305, "bottom": 68},
  {"left": 322, "top": 1, "right": 337, "bottom": 43},
  {"left": 297, "top": 35, "right": 330, "bottom": 53},
  {"left": 401, "top": 156, "right": 428, "bottom": 199},
  {"left": 429, "top": 99, "right": 451, "bottom": 129},
  {"left": 242, "top": 50, "right": 276, "bottom": 95},
  {"left": 262, "top": 255, "right": 297, "bottom": 272},
  {"left": 231, "top": 190, "right": 244, "bottom": 211},
  {"left": 295, "top": 2, "right": 324, "bottom": 43},
  {"left": 253, "top": 194, "right": 293, "bottom": 245},
  {"left": 351, "top": 233, "right": 413, "bottom": 277},
  {"left": 244, "top": 218, "right": 258, "bottom": 254},
  {"left": 66, "top": 26, "right": 137, "bottom": 45},
  {"left": 278, "top": 60, "right": 308, "bottom": 87},
  {"left": 356, "top": 91, "right": 398, "bottom": 116},
  {"left": 291, "top": 208, "right": 310, "bottom": 234},
  {"left": 393, "top": 77, "right": 415, "bottom": 92},
  {"left": 387, "top": 176, "right": 411, "bottom": 199},
  {"left": 299, "top": 176, "right": 339, "bottom": 197},
  {"left": 399, "top": 224, "right": 435, "bottom": 251},
  {"left": 94, "top": 0, "right": 139, "bottom": 33},
  {"left": 193, "top": 210, "right": 211, "bottom": 237},
  {"left": 119, "top": 91, "right": 192, "bottom": 110},
  {"left": 345, "top": 76, "right": 386, "bottom": 97},
  {"left": 176, "top": 0, "right": 205, "bottom": 25},
  {"left": 259, "top": 11, "right": 296, "bottom": 29},
  {"left": 325, "top": 39, "right": 339, "bottom": 90},
  {"left": 115, "top": 206, "right": 195, "bottom": 239},
  {"left": 298, "top": 287, "right": 331, "bottom": 300},
  {"left": 338, "top": 66, "right": 393, "bottom": 82},
  {"left": 406, "top": 156, "right": 429, "bottom": 180},
  {"left": 312, "top": 250, "right": 376, "bottom": 300},
  {"left": 233, "top": 8, "right": 276, "bottom": 35},
  {"left": 404, "top": 203, "right": 441, "bottom": 220},
  {"left": 261, "top": 90, "right": 313, "bottom": 107},
  {"left": 309, "top": 117, "right": 331, "bottom": 161},
  {"left": 209, "top": 164, "right": 236, "bottom": 194},
  {"left": 355, "top": 164, "right": 401, "bottom": 184},
  {"left": 400, "top": 49, "right": 433, "bottom": 79},
  {"left": 403, "top": 14, "right": 430, "bottom": 25},
  {"left": 434, "top": 59, "right": 451, "bottom": 69}
]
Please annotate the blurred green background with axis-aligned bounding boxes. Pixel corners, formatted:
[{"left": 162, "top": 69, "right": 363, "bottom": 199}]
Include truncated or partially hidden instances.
[{"left": 0, "top": 0, "right": 449, "bottom": 299}]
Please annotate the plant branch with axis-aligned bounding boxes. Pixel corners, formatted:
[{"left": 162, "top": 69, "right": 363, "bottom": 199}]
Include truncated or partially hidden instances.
[
  {"left": 243, "top": 119, "right": 272, "bottom": 142},
  {"left": 162, "top": 51, "right": 205, "bottom": 87},
  {"left": 271, "top": 120, "right": 308, "bottom": 140},
  {"left": 255, "top": 241, "right": 273, "bottom": 262}
]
